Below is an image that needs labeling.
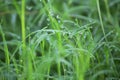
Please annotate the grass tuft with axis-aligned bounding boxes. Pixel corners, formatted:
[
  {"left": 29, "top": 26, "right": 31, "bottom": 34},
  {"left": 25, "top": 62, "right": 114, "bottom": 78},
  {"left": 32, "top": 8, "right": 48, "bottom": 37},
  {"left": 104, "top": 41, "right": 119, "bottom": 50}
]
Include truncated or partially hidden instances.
[{"left": 0, "top": 0, "right": 120, "bottom": 80}]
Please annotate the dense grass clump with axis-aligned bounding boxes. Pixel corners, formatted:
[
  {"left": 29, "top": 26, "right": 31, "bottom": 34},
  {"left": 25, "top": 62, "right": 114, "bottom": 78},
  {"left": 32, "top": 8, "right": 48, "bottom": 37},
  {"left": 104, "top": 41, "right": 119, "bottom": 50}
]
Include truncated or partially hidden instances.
[{"left": 0, "top": 0, "right": 120, "bottom": 80}]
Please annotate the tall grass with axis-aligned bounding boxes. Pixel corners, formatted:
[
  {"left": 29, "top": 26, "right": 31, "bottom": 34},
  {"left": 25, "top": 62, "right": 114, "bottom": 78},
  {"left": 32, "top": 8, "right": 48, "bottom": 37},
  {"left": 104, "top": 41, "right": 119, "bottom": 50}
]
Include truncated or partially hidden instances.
[
  {"left": 96, "top": 0, "right": 107, "bottom": 41},
  {"left": 0, "top": 0, "right": 120, "bottom": 80},
  {"left": 21, "top": 0, "right": 26, "bottom": 50},
  {"left": 0, "top": 25, "right": 10, "bottom": 67}
]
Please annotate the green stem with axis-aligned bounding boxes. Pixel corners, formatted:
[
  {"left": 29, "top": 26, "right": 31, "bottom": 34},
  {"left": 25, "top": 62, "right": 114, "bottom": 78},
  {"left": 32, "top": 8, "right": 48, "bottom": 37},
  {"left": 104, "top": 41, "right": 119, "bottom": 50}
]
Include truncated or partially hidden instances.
[
  {"left": 96, "top": 0, "right": 107, "bottom": 41},
  {"left": 21, "top": 0, "right": 26, "bottom": 79},
  {"left": 21, "top": 0, "right": 26, "bottom": 50},
  {"left": 104, "top": 0, "right": 111, "bottom": 19},
  {"left": 0, "top": 25, "right": 10, "bottom": 66}
]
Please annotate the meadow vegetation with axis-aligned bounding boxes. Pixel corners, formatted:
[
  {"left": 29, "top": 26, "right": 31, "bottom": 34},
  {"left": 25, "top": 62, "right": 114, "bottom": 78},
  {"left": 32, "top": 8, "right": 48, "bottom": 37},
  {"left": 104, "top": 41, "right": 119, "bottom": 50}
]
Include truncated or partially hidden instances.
[{"left": 0, "top": 0, "right": 120, "bottom": 80}]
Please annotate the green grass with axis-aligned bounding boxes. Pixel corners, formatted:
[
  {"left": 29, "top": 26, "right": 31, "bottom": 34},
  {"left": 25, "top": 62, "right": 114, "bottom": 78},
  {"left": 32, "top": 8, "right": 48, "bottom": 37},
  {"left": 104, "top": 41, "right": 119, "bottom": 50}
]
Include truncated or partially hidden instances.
[{"left": 0, "top": 0, "right": 120, "bottom": 80}]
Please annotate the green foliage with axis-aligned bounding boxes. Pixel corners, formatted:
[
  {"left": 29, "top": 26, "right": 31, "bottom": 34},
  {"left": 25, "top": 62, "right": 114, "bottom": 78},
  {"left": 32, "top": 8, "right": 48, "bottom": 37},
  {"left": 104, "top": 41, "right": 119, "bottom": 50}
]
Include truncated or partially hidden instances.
[{"left": 0, "top": 0, "right": 120, "bottom": 80}]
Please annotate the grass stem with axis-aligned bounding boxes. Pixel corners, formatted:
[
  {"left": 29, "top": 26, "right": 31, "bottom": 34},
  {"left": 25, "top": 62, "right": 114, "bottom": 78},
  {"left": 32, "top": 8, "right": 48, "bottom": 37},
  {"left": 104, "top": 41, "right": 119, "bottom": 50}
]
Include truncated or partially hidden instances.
[{"left": 96, "top": 0, "right": 107, "bottom": 41}]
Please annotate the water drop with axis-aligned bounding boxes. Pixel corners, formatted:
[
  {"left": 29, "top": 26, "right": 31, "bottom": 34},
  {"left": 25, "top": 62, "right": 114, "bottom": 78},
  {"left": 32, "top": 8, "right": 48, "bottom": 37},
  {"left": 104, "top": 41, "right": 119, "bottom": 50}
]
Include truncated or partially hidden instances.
[
  {"left": 58, "top": 20, "right": 61, "bottom": 23},
  {"left": 47, "top": 18, "right": 50, "bottom": 21},
  {"left": 63, "top": 32, "right": 65, "bottom": 36},
  {"left": 110, "top": 66, "right": 113, "bottom": 70},
  {"left": 68, "top": 32, "right": 72, "bottom": 37},
  {"left": 89, "top": 19, "right": 92, "bottom": 22},
  {"left": 18, "top": 74, "right": 22, "bottom": 77},
  {"left": 47, "top": 23, "right": 50, "bottom": 26},
  {"left": 26, "top": 6, "right": 32, "bottom": 11},
  {"left": 47, "top": 0, "right": 50, "bottom": 2},
  {"left": 56, "top": 15, "right": 60, "bottom": 19},
  {"left": 69, "top": 35, "right": 73, "bottom": 38},
  {"left": 61, "top": 25, "right": 65, "bottom": 29},
  {"left": 84, "top": 34, "right": 87, "bottom": 39},
  {"left": 49, "top": 9, "right": 54, "bottom": 16},
  {"left": 20, "top": 59, "right": 23, "bottom": 63},
  {"left": 49, "top": 12, "right": 53, "bottom": 16},
  {"left": 116, "top": 33, "right": 118, "bottom": 36},
  {"left": 64, "top": 69, "right": 67, "bottom": 72},
  {"left": 27, "top": 26, "right": 30, "bottom": 30},
  {"left": 79, "top": 32, "right": 83, "bottom": 35}
]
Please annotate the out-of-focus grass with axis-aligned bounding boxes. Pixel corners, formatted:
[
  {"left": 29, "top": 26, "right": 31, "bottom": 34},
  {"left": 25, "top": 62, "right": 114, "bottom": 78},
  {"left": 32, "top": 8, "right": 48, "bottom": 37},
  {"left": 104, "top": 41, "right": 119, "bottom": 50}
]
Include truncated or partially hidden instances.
[{"left": 0, "top": 0, "right": 120, "bottom": 80}]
